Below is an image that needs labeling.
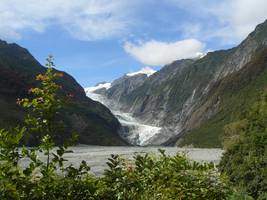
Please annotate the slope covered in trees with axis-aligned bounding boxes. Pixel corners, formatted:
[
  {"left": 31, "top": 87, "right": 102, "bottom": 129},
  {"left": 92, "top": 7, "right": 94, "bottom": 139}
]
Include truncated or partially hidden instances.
[{"left": 0, "top": 41, "right": 126, "bottom": 146}]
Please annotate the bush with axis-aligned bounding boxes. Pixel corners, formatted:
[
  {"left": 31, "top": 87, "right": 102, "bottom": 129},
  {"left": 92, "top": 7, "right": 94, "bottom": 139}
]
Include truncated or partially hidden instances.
[
  {"left": 100, "top": 151, "right": 232, "bottom": 200},
  {"left": 219, "top": 90, "right": 267, "bottom": 199}
]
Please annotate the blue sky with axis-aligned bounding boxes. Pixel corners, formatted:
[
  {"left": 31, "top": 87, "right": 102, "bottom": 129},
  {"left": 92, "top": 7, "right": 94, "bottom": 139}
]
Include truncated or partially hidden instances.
[{"left": 1, "top": 0, "right": 267, "bottom": 87}]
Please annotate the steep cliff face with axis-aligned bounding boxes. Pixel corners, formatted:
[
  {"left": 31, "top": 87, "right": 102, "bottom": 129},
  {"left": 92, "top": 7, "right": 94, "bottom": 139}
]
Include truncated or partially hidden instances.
[
  {"left": 179, "top": 47, "right": 267, "bottom": 147},
  {"left": 0, "top": 40, "right": 126, "bottom": 146},
  {"left": 93, "top": 20, "right": 267, "bottom": 146},
  {"left": 176, "top": 20, "right": 267, "bottom": 146},
  {"left": 106, "top": 73, "right": 148, "bottom": 103}
]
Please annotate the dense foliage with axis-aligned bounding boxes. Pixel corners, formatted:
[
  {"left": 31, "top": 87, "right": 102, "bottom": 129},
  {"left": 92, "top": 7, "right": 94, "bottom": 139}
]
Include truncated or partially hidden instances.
[
  {"left": 219, "top": 89, "right": 267, "bottom": 199},
  {"left": 100, "top": 152, "right": 233, "bottom": 200}
]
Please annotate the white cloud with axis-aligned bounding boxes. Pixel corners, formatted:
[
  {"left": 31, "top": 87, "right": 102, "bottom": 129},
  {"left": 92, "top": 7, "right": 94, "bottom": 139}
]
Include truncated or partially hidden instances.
[
  {"left": 124, "top": 39, "right": 205, "bottom": 66},
  {"left": 168, "top": 0, "right": 267, "bottom": 45},
  {"left": 1, "top": 0, "right": 266, "bottom": 46},
  {"left": 0, "top": 0, "right": 135, "bottom": 41},
  {"left": 212, "top": 0, "right": 267, "bottom": 43}
]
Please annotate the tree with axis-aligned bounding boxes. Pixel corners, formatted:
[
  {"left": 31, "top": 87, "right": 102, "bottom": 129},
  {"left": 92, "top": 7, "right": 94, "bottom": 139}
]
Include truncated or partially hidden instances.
[
  {"left": 0, "top": 56, "right": 91, "bottom": 199},
  {"left": 17, "top": 55, "right": 71, "bottom": 175}
]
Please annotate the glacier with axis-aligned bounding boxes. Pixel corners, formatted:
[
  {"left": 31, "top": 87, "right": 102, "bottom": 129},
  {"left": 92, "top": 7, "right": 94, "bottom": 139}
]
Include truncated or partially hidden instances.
[{"left": 85, "top": 85, "right": 161, "bottom": 146}]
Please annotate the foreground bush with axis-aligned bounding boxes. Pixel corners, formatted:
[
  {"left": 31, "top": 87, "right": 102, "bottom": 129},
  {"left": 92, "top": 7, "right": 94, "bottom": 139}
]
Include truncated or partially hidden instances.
[
  {"left": 99, "top": 152, "right": 233, "bottom": 200},
  {"left": 0, "top": 151, "right": 233, "bottom": 200}
]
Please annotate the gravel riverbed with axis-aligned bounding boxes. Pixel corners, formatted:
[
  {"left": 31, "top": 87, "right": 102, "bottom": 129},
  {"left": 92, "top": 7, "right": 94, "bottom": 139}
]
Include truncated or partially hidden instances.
[{"left": 20, "top": 146, "right": 223, "bottom": 176}]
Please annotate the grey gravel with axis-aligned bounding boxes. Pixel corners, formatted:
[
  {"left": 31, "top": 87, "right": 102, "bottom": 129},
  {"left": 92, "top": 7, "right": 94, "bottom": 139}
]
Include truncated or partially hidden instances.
[{"left": 20, "top": 146, "right": 223, "bottom": 176}]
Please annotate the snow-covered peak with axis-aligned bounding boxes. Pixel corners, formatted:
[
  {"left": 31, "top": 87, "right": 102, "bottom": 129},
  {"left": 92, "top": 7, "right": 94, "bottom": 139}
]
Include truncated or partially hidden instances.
[
  {"left": 196, "top": 52, "right": 206, "bottom": 59},
  {"left": 85, "top": 82, "right": 111, "bottom": 93},
  {"left": 126, "top": 67, "right": 156, "bottom": 77}
]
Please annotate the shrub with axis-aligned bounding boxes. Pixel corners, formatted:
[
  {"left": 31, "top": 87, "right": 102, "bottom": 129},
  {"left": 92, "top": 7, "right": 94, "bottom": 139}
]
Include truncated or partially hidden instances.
[
  {"left": 219, "top": 90, "right": 267, "bottom": 199},
  {"left": 100, "top": 151, "right": 232, "bottom": 200}
]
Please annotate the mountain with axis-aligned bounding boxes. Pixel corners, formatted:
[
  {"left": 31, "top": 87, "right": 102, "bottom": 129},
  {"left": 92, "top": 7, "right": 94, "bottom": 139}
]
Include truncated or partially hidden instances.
[
  {"left": 88, "top": 19, "right": 267, "bottom": 147},
  {"left": 0, "top": 40, "right": 126, "bottom": 146}
]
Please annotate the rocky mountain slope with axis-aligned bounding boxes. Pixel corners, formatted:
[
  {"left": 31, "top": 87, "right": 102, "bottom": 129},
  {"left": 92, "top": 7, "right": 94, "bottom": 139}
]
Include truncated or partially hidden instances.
[
  {"left": 0, "top": 40, "right": 126, "bottom": 146},
  {"left": 89, "top": 19, "right": 267, "bottom": 147}
]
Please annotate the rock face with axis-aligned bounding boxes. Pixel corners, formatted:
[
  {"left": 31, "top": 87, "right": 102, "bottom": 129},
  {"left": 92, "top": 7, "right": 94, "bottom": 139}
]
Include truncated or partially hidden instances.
[
  {"left": 0, "top": 40, "right": 126, "bottom": 146},
  {"left": 107, "top": 74, "right": 148, "bottom": 105},
  {"left": 88, "top": 19, "right": 267, "bottom": 147}
]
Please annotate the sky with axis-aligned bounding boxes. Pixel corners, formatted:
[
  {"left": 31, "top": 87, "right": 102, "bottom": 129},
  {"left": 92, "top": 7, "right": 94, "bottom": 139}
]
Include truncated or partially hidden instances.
[{"left": 0, "top": 0, "right": 267, "bottom": 87}]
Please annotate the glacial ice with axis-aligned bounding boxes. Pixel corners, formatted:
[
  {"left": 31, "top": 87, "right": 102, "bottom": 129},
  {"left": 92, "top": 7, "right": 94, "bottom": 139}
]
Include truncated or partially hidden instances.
[{"left": 85, "top": 85, "right": 161, "bottom": 146}]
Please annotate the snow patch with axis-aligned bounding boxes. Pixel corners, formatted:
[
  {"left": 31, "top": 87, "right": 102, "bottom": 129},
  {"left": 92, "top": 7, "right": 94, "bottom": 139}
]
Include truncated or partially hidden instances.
[
  {"left": 126, "top": 67, "right": 156, "bottom": 77},
  {"left": 85, "top": 82, "right": 111, "bottom": 93},
  {"left": 196, "top": 52, "right": 206, "bottom": 58}
]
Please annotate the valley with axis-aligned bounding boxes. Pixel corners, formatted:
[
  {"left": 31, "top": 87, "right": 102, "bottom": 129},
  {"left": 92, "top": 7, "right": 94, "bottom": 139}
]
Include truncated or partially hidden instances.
[
  {"left": 0, "top": 1, "right": 266, "bottom": 199},
  {"left": 85, "top": 20, "right": 267, "bottom": 147}
]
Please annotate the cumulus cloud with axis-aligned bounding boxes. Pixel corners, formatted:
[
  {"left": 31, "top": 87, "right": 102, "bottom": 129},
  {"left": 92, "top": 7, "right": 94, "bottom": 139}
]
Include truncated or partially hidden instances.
[
  {"left": 0, "top": 0, "right": 135, "bottom": 41},
  {"left": 213, "top": 0, "right": 267, "bottom": 43},
  {"left": 169, "top": 0, "right": 267, "bottom": 44},
  {"left": 124, "top": 39, "right": 205, "bottom": 66}
]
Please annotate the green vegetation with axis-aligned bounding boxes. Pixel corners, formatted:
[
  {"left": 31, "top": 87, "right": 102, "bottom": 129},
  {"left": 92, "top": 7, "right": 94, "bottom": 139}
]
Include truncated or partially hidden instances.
[
  {"left": 219, "top": 89, "right": 267, "bottom": 199},
  {"left": 101, "top": 152, "right": 233, "bottom": 200}
]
